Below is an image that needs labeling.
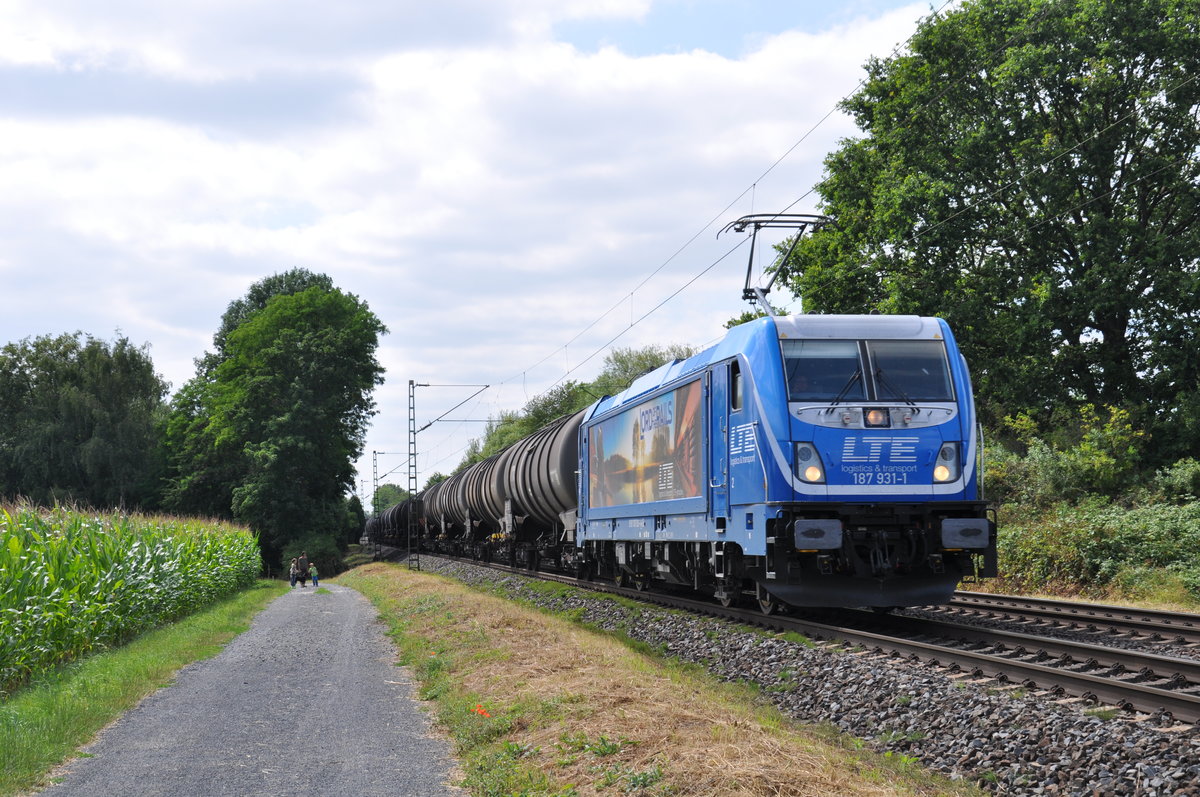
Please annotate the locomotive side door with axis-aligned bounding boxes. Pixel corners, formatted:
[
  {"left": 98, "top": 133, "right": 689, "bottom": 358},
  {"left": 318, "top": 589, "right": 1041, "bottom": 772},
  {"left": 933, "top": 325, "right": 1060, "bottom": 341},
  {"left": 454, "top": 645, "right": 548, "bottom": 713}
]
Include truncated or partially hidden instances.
[{"left": 709, "top": 364, "right": 730, "bottom": 522}]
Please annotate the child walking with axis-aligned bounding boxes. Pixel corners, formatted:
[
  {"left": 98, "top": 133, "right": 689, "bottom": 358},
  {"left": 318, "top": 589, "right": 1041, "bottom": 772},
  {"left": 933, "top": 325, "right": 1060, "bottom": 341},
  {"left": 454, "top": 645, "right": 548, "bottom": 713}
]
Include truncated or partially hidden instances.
[{"left": 309, "top": 562, "right": 319, "bottom": 587}]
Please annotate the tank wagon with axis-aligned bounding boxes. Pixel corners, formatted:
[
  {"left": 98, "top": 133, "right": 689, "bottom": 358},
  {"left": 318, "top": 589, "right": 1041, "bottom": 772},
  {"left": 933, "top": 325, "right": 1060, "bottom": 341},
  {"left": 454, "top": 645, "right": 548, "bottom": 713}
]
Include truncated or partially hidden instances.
[{"left": 377, "top": 312, "right": 996, "bottom": 610}]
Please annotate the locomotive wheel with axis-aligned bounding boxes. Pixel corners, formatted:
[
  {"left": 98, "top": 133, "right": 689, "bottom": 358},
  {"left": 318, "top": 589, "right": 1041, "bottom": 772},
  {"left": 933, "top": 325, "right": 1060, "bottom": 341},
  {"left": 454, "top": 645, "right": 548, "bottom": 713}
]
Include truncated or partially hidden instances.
[
  {"left": 632, "top": 575, "right": 649, "bottom": 592},
  {"left": 613, "top": 570, "right": 629, "bottom": 588},
  {"left": 715, "top": 579, "right": 741, "bottom": 608},
  {"left": 755, "top": 585, "right": 781, "bottom": 616}
]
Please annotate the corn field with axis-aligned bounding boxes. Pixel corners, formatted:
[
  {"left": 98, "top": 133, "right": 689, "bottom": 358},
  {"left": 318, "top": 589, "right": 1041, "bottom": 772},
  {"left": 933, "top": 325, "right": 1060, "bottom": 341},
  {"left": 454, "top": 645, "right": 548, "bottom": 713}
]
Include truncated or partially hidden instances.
[{"left": 0, "top": 505, "right": 261, "bottom": 697}]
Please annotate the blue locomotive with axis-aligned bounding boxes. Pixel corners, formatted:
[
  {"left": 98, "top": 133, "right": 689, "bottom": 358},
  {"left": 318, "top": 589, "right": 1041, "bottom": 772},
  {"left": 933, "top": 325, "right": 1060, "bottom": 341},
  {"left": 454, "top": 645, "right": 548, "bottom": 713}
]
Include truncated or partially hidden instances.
[
  {"left": 572, "top": 312, "right": 995, "bottom": 609},
  {"left": 372, "top": 312, "right": 996, "bottom": 610}
]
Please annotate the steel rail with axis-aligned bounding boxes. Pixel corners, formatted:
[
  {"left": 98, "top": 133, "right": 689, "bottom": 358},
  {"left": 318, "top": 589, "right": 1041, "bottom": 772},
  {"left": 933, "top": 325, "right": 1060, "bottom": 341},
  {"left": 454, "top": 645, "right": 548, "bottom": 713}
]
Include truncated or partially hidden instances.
[
  {"left": 948, "top": 591, "right": 1200, "bottom": 644},
  {"left": 665, "top": 592, "right": 1200, "bottom": 724},
  {"left": 871, "top": 612, "right": 1200, "bottom": 687}
]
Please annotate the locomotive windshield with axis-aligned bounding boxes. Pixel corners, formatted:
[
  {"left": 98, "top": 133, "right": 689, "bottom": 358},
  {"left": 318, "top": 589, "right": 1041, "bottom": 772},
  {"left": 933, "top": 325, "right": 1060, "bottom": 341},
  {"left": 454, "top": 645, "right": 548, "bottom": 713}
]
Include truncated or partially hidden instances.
[{"left": 782, "top": 339, "right": 954, "bottom": 402}]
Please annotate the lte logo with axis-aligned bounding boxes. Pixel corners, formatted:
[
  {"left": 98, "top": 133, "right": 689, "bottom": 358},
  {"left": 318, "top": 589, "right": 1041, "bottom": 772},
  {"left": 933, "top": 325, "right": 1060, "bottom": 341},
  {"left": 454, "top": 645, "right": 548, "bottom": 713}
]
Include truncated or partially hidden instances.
[
  {"left": 841, "top": 436, "right": 919, "bottom": 463},
  {"left": 730, "top": 423, "right": 756, "bottom": 455}
]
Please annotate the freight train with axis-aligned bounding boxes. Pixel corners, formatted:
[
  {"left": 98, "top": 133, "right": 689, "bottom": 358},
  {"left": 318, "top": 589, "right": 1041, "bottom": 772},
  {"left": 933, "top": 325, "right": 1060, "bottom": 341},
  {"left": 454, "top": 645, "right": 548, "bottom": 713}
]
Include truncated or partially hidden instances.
[{"left": 368, "top": 311, "right": 996, "bottom": 611}]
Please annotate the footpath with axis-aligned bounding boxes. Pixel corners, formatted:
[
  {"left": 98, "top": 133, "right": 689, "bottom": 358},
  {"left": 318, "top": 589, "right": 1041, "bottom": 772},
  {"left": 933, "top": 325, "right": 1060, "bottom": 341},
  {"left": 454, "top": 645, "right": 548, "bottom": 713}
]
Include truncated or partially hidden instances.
[{"left": 41, "top": 583, "right": 464, "bottom": 797}]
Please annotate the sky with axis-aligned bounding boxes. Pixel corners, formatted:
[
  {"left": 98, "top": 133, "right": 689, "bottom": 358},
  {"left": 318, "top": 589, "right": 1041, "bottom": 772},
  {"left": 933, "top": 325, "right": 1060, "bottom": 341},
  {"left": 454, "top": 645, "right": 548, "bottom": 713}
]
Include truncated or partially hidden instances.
[{"left": 0, "top": 0, "right": 943, "bottom": 507}]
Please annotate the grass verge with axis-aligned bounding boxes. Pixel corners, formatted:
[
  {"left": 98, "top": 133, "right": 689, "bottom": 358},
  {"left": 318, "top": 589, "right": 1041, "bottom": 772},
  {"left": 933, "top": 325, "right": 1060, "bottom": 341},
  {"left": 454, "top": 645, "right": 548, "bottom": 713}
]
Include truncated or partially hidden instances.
[
  {"left": 341, "top": 543, "right": 376, "bottom": 570},
  {"left": 0, "top": 579, "right": 287, "bottom": 796},
  {"left": 340, "top": 562, "right": 979, "bottom": 797}
]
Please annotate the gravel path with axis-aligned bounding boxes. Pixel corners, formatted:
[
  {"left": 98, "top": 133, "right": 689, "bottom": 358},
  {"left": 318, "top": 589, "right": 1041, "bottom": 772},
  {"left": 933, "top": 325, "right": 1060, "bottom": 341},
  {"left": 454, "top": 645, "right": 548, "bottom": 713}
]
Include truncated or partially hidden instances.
[{"left": 41, "top": 583, "right": 464, "bottom": 797}]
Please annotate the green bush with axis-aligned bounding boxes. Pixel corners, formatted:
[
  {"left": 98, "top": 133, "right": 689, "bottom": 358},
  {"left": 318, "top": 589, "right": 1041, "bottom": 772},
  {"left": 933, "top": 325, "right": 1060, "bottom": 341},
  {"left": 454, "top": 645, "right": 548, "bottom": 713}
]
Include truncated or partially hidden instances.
[
  {"left": 998, "top": 499, "right": 1200, "bottom": 597},
  {"left": 985, "top": 406, "right": 1145, "bottom": 507},
  {"left": 1151, "top": 458, "right": 1200, "bottom": 503}
]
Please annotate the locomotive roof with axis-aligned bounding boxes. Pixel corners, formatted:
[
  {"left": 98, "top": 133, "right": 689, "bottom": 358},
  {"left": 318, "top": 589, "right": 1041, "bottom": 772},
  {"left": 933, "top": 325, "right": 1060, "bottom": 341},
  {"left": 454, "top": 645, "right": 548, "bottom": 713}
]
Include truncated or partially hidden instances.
[
  {"left": 772, "top": 314, "right": 944, "bottom": 340},
  {"left": 589, "top": 313, "right": 950, "bottom": 418}
]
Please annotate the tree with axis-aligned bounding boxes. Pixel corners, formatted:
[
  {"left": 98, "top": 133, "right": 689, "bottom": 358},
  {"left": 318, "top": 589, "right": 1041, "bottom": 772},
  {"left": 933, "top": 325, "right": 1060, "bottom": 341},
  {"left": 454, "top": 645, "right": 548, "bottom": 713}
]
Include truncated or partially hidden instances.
[
  {"left": 0, "top": 333, "right": 168, "bottom": 508},
  {"left": 163, "top": 273, "right": 386, "bottom": 566},
  {"left": 210, "top": 269, "right": 334, "bottom": 367},
  {"left": 160, "top": 374, "right": 243, "bottom": 519},
  {"left": 164, "top": 268, "right": 339, "bottom": 519},
  {"left": 372, "top": 483, "right": 410, "bottom": 515},
  {"left": 784, "top": 0, "right": 1200, "bottom": 460},
  {"left": 345, "top": 494, "right": 367, "bottom": 544},
  {"left": 219, "top": 286, "right": 385, "bottom": 559},
  {"left": 592, "top": 345, "right": 696, "bottom": 396}
]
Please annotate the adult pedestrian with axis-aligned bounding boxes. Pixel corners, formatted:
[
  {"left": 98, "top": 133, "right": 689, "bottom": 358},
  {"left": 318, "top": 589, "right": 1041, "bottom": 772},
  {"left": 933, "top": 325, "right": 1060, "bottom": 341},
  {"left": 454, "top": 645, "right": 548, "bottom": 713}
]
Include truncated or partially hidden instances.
[
  {"left": 309, "top": 562, "right": 319, "bottom": 587},
  {"left": 297, "top": 551, "right": 309, "bottom": 588}
]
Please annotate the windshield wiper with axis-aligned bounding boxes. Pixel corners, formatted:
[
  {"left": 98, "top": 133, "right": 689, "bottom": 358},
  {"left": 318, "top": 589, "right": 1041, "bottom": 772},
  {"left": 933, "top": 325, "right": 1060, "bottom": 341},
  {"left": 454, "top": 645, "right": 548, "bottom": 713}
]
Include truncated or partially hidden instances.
[
  {"left": 874, "top": 368, "right": 918, "bottom": 409},
  {"left": 824, "top": 369, "right": 863, "bottom": 413}
]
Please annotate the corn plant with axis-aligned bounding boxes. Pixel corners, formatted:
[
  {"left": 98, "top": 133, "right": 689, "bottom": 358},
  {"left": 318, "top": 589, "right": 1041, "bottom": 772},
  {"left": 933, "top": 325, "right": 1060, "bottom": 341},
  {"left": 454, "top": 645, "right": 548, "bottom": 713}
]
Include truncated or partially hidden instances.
[{"left": 0, "top": 505, "right": 260, "bottom": 697}]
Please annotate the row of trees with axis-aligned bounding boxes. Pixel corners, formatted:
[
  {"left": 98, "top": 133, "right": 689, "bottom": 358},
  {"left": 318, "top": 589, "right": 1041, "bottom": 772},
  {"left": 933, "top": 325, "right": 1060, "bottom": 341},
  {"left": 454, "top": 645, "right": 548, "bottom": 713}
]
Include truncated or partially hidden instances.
[
  {"left": 0, "top": 334, "right": 168, "bottom": 508},
  {"left": 0, "top": 269, "right": 384, "bottom": 572}
]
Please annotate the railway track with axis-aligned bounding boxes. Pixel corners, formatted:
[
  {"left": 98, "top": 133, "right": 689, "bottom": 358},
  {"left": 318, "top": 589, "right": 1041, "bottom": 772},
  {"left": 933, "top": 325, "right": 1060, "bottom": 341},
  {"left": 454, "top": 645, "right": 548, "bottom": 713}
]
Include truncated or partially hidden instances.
[
  {"left": 417, "top": 552, "right": 1200, "bottom": 724},
  {"left": 941, "top": 590, "right": 1200, "bottom": 646}
]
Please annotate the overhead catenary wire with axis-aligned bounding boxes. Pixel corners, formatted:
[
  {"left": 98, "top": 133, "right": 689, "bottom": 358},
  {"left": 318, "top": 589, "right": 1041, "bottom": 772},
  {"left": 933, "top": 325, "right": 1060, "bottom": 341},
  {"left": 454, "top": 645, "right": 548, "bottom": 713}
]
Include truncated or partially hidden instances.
[
  {"left": 504, "top": 1, "right": 966, "bottom": 393},
  {"left": 405, "top": 1, "right": 968, "bottom": 473}
]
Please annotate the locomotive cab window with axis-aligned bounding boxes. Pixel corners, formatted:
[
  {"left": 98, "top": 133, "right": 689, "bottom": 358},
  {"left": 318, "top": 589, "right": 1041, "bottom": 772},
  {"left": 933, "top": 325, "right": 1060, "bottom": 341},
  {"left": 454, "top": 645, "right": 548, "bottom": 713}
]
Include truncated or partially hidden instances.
[
  {"left": 781, "top": 340, "right": 865, "bottom": 402},
  {"left": 730, "top": 361, "right": 743, "bottom": 412},
  {"left": 782, "top": 338, "right": 954, "bottom": 402},
  {"left": 865, "top": 340, "right": 954, "bottom": 401}
]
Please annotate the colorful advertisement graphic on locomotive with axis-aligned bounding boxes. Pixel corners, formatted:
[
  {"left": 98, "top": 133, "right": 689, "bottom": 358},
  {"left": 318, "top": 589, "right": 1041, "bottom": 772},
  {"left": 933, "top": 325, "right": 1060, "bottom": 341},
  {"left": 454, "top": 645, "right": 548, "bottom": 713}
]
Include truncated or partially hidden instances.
[{"left": 588, "top": 380, "right": 704, "bottom": 508}]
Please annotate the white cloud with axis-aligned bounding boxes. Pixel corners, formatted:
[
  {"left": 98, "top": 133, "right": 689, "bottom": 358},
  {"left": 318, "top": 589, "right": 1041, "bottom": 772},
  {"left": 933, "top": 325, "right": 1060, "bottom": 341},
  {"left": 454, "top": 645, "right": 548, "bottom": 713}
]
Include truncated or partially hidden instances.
[{"left": 0, "top": 0, "right": 930, "bottom": 493}]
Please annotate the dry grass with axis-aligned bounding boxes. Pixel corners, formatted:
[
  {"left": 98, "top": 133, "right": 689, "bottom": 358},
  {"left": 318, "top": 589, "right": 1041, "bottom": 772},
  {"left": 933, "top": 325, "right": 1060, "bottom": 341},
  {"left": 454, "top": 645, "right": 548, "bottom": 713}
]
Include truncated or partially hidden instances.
[{"left": 341, "top": 563, "right": 977, "bottom": 797}]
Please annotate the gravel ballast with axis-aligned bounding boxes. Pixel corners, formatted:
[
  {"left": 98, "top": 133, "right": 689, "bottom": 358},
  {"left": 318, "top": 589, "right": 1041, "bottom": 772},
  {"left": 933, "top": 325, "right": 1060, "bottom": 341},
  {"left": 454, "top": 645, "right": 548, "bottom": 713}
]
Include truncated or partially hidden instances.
[
  {"left": 42, "top": 583, "right": 463, "bottom": 797},
  {"left": 421, "top": 557, "right": 1200, "bottom": 796}
]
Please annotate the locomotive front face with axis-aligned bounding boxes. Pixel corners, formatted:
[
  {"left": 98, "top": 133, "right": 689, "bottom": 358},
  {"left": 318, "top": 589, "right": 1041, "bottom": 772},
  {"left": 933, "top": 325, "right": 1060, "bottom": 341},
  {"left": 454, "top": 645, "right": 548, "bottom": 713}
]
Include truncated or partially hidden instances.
[
  {"left": 780, "top": 334, "right": 969, "bottom": 498},
  {"left": 759, "top": 316, "right": 995, "bottom": 606}
]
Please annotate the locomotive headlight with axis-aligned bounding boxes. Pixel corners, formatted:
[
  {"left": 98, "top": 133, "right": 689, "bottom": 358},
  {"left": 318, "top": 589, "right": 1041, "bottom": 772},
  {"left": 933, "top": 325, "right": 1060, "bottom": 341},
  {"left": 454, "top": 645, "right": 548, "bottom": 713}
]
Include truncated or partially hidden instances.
[
  {"left": 794, "top": 443, "right": 825, "bottom": 483},
  {"left": 864, "top": 408, "right": 891, "bottom": 427},
  {"left": 933, "top": 442, "right": 961, "bottom": 483}
]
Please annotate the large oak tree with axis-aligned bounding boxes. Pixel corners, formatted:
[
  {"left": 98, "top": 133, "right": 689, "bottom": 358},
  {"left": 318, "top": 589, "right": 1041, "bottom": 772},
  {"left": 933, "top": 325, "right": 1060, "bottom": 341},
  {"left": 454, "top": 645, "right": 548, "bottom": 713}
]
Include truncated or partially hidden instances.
[
  {"left": 785, "top": 0, "right": 1200, "bottom": 460},
  {"left": 164, "top": 270, "right": 385, "bottom": 565}
]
